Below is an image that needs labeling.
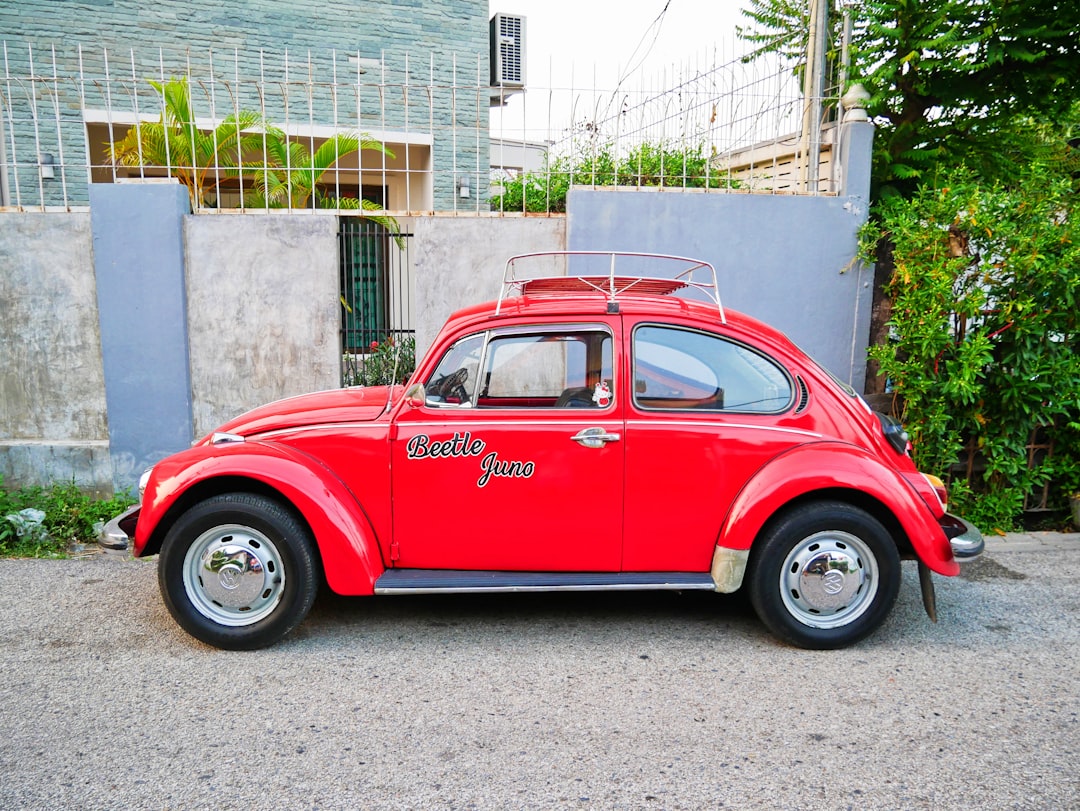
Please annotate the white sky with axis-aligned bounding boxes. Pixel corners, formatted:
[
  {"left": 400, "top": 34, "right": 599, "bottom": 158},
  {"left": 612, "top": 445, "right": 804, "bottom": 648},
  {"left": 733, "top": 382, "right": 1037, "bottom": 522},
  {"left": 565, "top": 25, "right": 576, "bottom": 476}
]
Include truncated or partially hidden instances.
[
  {"left": 489, "top": 0, "right": 745, "bottom": 90},
  {"left": 488, "top": 1, "right": 752, "bottom": 146}
]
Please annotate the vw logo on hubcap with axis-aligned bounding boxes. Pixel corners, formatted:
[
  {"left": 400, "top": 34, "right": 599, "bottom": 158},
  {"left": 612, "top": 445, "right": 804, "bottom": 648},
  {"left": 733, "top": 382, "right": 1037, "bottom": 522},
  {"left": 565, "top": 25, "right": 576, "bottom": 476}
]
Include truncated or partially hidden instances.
[
  {"left": 821, "top": 569, "right": 846, "bottom": 595},
  {"left": 218, "top": 566, "right": 243, "bottom": 590}
]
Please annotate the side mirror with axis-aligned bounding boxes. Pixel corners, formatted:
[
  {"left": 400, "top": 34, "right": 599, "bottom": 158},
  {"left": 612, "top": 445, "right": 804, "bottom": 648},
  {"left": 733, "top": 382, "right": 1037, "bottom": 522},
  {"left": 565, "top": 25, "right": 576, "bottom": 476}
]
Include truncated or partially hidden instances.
[{"left": 405, "top": 383, "right": 426, "bottom": 409}]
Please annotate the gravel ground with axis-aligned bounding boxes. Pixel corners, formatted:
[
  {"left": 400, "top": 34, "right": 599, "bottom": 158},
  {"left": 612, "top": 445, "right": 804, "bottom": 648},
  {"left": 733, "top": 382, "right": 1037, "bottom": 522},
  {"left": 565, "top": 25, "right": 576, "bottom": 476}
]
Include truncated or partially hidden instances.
[{"left": 0, "top": 544, "right": 1077, "bottom": 810}]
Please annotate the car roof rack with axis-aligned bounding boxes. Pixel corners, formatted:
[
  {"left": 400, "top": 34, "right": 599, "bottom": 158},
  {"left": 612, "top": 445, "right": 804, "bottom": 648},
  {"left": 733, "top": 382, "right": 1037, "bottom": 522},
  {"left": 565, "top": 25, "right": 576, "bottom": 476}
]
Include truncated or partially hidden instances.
[{"left": 496, "top": 251, "right": 725, "bottom": 323}]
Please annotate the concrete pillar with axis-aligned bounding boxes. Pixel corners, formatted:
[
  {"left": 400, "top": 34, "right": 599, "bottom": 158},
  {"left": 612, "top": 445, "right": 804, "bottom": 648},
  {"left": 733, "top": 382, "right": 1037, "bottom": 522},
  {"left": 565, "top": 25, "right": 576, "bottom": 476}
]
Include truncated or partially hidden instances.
[{"left": 90, "top": 181, "right": 193, "bottom": 490}]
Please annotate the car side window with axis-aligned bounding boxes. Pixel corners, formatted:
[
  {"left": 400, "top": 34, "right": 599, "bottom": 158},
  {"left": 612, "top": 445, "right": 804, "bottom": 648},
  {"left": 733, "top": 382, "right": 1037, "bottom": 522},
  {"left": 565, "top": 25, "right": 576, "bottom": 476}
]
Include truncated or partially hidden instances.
[
  {"left": 477, "top": 330, "right": 614, "bottom": 409},
  {"left": 425, "top": 334, "right": 485, "bottom": 406},
  {"left": 633, "top": 325, "right": 792, "bottom": 413}
]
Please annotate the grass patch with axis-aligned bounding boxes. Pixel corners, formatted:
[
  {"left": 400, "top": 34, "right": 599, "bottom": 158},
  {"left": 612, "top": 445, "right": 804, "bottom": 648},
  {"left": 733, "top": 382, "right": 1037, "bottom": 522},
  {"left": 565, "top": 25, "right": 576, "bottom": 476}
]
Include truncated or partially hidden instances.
[{"left": 0, "top": 476, "right": 136, "bottom": 558}]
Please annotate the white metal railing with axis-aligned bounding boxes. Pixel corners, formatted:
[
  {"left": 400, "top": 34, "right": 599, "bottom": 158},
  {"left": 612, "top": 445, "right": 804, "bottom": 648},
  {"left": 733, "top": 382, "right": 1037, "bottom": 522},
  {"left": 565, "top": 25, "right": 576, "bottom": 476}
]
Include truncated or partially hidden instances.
[{"left": 0, "top": 42, "right": 836, "bottom": 214}]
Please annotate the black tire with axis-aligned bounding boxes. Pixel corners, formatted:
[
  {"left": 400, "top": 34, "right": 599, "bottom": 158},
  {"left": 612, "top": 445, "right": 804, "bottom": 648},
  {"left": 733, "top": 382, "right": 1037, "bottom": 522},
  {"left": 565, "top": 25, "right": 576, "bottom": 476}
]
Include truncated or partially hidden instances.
[
  {"left": 158, "top": 493, "right": 319, "bottom": 650},
  {"left": 746, "top": 501, "right": 901, "bottom": 650}
]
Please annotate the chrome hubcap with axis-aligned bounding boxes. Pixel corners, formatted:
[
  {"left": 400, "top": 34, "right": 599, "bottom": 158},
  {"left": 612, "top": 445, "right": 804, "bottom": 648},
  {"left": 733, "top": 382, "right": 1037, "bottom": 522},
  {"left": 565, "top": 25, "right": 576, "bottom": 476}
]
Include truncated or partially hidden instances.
[
  {"left": 780, "top": 530, "right": 878, "bottom": 629},
  {"left": 183, "top": 524, "right": 285, "bottom": 627}
]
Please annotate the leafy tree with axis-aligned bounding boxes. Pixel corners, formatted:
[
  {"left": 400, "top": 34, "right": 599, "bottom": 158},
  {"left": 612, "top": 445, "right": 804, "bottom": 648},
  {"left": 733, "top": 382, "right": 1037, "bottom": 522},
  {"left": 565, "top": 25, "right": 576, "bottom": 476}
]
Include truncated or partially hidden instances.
[
  {"left": 740, "top": 2, "right": 1080, "bottom": 525},
  {"left": 108, "top": 77, "right": 273, "bottom": 208},
  {"left": 739, "top": 0, "right": 1080, "bottom": 198}
]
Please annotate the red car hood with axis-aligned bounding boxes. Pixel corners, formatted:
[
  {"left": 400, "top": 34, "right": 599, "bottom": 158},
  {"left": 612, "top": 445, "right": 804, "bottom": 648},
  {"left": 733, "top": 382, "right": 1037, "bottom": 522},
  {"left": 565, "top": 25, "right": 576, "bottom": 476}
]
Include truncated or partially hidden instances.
[{"left": 210, "top": 386, "right": 401, "bottom": 439}]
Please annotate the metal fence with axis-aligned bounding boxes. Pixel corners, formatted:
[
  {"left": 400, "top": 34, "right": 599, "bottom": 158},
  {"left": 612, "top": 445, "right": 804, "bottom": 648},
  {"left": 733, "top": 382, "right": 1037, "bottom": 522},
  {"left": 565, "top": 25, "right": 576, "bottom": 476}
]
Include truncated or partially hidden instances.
[
  {"left": 1, "top": 41, "right": 838, "bottom": 215},
  {"left": 339, "top": 217, "right": 415, "bottom": 387},
  {"left": 489, "top": 47, "right": 841, "bottom": 201}
]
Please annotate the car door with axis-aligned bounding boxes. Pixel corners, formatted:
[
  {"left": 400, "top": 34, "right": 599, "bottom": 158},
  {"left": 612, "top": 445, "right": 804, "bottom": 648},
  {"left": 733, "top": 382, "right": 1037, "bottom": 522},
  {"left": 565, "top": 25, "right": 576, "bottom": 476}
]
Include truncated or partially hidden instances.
[
  {"left": 391, "top": 322, "right": 624, "bottom": 571},
  {"left": 621, "top": 320, "right": 803, "bottom": 572}
]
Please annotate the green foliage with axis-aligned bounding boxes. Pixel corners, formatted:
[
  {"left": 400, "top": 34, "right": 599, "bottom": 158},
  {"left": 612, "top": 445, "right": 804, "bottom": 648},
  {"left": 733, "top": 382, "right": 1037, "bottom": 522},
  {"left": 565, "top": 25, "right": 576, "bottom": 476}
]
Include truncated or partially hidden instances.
[
  {"left": 738, "top": 0, "right": 1080, "bottom": 200},
  {"left": 109, "top": 77, "right": 403, "bottom": 240},
  {"left": 108, "top": 77, "right": 275, "bottom": 208},
  {"left": 491, "top": 141, "right": 736, "bottom": 213},
  {"left": 343, "top": 335, "right": 416, "bottom": 387},
  {"left": 867, "top": 168, "right": 1080, "bottom": 525},
  {"left": 0, "top": 477, "right": 137, "bottom": 558}
]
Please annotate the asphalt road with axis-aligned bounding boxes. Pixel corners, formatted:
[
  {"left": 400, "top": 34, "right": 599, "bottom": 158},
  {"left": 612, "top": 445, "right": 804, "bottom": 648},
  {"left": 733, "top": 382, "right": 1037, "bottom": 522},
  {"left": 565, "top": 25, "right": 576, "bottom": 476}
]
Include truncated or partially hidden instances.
[{"left": 0, "top": 543, "right": 1077, "bottom": 810}]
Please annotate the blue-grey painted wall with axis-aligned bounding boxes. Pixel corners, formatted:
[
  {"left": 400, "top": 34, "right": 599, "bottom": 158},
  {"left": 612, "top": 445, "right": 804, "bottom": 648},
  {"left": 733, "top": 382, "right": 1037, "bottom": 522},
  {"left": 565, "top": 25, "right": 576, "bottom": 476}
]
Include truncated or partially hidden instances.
[
  {"left": 566, "top": 192, "right": 872, "bottom": 389},
  {"left": 90, "top": 182, "right": 194, "bottom": 489},
  {"left": 566, "top": 119, "right": 876, "bottom": 389}
]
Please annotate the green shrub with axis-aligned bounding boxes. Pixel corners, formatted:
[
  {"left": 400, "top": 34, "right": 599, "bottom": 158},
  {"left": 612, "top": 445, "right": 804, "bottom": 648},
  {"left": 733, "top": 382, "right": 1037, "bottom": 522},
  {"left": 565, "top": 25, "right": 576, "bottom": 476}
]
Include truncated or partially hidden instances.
[
  {"left": 866, "top": 168, "right": 1080, "bottom": 527},
  {"left": 0, "top": 476, "right": 136, "bottom": 558},
  {"left": 343, "top": 335, "right": 416, "bottom": 387},
  {"left": 491, "top": 141, "right": 737, "bottom": 213}
]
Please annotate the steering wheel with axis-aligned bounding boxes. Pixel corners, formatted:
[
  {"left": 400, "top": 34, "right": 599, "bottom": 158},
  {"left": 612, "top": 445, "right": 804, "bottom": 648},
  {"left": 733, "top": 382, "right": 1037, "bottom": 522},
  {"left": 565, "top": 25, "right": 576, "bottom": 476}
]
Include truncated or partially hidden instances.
[{"left": 430, "top": 367, "right": 470, "bottom": 403}]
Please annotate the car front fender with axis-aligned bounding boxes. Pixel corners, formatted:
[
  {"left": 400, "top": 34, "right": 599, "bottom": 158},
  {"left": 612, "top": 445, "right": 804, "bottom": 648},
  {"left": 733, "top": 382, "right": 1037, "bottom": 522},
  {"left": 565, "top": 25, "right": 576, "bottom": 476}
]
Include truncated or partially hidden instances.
[
  {"left": 134, "top": 440, "right": 385, "bottom": 595},
  {"left": 718, "top": 442, "right": 960, "bottom": 577}
]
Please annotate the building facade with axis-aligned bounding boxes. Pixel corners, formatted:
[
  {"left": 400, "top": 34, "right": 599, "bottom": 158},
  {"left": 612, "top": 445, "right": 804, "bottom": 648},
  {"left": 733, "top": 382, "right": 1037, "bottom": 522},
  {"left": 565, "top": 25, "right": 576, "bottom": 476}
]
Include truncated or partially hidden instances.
[{"left": 0, "top": 0, "right": 494, "bottom": 211}]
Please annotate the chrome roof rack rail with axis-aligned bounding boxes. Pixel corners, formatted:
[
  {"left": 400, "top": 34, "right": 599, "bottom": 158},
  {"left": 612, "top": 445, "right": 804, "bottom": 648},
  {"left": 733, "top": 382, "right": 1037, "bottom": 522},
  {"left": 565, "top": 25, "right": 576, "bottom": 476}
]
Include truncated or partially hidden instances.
[{"left": 495, "top": 251, "right": 725, "bottom": 323}]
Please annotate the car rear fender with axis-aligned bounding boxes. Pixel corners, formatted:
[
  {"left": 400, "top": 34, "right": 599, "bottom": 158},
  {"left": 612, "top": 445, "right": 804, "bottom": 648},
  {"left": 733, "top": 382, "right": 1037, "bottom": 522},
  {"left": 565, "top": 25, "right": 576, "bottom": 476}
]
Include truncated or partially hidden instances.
[
  {"left": 134, "top": 441, "right": 385, "bottom": 595},
  {"left": 718, "top": 442, "right": 959, "bottom": 577}
]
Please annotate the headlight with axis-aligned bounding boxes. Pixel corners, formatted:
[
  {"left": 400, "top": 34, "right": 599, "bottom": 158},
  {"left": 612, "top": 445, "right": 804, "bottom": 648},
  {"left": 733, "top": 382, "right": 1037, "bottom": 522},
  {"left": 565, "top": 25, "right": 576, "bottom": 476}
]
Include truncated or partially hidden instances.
[{"left": 138, "top": 467, "right": 153, "bottom": 500}]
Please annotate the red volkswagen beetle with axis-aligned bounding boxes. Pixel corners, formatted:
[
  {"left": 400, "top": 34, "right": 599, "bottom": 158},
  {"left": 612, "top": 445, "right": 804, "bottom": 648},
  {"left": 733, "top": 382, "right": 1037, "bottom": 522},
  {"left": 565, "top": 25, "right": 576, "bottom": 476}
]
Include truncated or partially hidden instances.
[{"left": 104, "top": 252, "right": 983, "bottom": 650}]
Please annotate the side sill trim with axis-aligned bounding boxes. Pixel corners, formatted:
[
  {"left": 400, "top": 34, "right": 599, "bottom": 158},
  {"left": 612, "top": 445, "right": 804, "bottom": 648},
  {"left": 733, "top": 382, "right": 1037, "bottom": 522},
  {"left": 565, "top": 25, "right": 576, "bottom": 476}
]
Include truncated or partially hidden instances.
[{"left": 374, "top": 569, "right": 716, "bottom": 595}]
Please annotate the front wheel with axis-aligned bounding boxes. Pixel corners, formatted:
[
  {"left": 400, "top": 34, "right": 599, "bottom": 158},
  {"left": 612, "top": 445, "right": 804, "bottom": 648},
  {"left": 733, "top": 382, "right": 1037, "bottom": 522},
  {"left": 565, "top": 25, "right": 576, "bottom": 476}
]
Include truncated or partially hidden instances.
[
  {"left": 158, "top": 493, "right": 319, "bottom": 650},
  {"left": 746, "top": 501, "right": 900, "bottom": 649}
]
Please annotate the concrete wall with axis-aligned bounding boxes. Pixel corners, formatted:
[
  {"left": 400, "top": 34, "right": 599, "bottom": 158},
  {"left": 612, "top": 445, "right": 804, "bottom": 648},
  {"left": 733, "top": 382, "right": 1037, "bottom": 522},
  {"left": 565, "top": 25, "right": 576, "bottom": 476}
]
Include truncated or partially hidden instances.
[
  {"left": 564, "top": 119, "right": 875, "bottom": 390},
  {"left": 0, "top": 213, "right": 112, "bottom": 492},
  {"left": 566, "top": 189, "right": 873, "bottom": 389},
  {"left": 1, "top": 136, "right": 872, "bottom": 492},
  {"left": 185, "top": 214, "right": 341, "bottom": 436},
  {"left": 412, "top": 216, "right": 567, "bottom": 358}
]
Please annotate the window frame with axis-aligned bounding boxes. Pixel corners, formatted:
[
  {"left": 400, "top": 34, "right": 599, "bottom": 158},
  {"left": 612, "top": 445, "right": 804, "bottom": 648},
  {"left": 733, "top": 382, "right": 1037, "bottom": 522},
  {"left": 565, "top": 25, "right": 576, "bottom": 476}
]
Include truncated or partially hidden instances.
[{"left": 425, "top": 323, "right": 617, "bottom": 411}]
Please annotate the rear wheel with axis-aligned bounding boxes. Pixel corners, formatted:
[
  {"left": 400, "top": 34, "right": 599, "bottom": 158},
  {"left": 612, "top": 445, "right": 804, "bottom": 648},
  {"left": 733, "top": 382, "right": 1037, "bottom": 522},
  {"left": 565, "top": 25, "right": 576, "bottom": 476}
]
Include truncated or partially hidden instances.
[
  {"left": 747, "top": 501, "right": 900, "bottom": 649},
  {"left": 158, "top": 493, "right": 319, "bottom": 650}
]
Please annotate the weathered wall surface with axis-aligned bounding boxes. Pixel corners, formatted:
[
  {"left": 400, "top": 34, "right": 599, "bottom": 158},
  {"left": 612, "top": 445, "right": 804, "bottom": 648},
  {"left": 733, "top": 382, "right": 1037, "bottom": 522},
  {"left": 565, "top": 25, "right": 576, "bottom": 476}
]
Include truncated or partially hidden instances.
[
  {"left": 2, "top": 177, "right": 872, "bottom": 491},
  {"left": 0, "top": 213, "right": 112, "bottom": 490},
  {"left": 185, "top": 214, "right": 341, "bottom": 437},
  {"left": 412, "top": 215, "right": 567, "bottom": 359}
]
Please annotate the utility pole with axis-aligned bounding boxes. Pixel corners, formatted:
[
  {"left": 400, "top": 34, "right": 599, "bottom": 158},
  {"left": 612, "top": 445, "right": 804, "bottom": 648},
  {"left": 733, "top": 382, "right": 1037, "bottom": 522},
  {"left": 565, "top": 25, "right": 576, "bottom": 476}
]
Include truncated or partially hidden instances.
[{"left": 800, "top": 0, "right": 829, "bottom": 192}]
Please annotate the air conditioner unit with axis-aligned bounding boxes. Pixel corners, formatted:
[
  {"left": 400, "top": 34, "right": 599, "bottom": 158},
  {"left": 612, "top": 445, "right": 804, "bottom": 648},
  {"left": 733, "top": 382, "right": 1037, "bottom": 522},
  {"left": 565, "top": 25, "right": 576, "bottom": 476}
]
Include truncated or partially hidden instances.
[{"left": 490, "top": 13, "right": 526, "bottom": 88}]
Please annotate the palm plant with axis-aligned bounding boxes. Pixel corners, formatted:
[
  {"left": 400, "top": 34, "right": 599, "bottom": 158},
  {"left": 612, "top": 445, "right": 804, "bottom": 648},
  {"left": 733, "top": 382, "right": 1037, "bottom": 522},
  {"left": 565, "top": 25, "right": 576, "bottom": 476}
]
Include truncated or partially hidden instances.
[
  {"left": 108, "top": 77, "right": 275, "bottom": 208},
  {"left": 246, "top": 131, "right": 402, "bottom": 239}
]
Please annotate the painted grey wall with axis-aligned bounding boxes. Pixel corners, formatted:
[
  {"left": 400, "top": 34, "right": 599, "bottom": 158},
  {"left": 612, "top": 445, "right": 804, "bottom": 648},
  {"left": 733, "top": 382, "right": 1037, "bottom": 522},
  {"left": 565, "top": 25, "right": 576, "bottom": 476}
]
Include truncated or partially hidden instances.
[
  {"left": 412, "top": 216, "right": 567, "bottom": 359},
  {"left": 0, "top": 212, "right": 112, "bottom": 492},
  {"left": 91, "top": 182, "right": 194, "bottom": 491},
  {"left": 567, "top": 187, "right": 873, "bottom": 389},
  {"left": 185, "top": 214, "right": 341, "bottom": 437}
]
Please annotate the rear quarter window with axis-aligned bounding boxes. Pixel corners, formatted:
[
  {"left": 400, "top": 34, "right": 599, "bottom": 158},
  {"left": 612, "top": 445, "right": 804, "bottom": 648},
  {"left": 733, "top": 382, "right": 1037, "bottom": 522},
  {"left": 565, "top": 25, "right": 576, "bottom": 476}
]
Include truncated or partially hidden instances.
[{"left": 633, "top": 325, "right": 793, "bottom": 413}]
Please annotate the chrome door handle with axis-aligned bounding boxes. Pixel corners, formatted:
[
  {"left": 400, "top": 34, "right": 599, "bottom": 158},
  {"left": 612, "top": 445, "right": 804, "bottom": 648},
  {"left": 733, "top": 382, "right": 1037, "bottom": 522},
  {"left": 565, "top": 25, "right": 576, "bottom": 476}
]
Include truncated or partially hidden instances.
[{"left": 571, "top": 427, "right": 621, "bottom": 448}]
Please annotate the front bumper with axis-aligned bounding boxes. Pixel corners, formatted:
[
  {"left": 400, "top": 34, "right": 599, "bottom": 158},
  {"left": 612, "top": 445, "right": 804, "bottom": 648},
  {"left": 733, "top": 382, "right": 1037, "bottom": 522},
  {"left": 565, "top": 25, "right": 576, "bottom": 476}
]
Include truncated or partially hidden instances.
[
  {"left": 938, "top": 513, "right": 985, "bottom": 561},
  {"left": 99, "top": 504, "right": 140, "bottom": 550}
]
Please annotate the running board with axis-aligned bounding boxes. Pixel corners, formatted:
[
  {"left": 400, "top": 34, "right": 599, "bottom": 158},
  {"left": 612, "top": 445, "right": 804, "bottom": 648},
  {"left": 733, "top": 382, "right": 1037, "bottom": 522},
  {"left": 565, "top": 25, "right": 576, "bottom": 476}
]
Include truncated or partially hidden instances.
[{"left": 374, "top": 569, "right": 716, "bottom": 595}]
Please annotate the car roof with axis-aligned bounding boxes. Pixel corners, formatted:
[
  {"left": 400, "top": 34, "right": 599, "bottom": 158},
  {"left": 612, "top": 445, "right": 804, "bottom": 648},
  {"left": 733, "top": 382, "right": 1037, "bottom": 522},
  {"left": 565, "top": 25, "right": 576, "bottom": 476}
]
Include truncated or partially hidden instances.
[{"left": 441, "top": 292, "right": 799, "bottom": 354}]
